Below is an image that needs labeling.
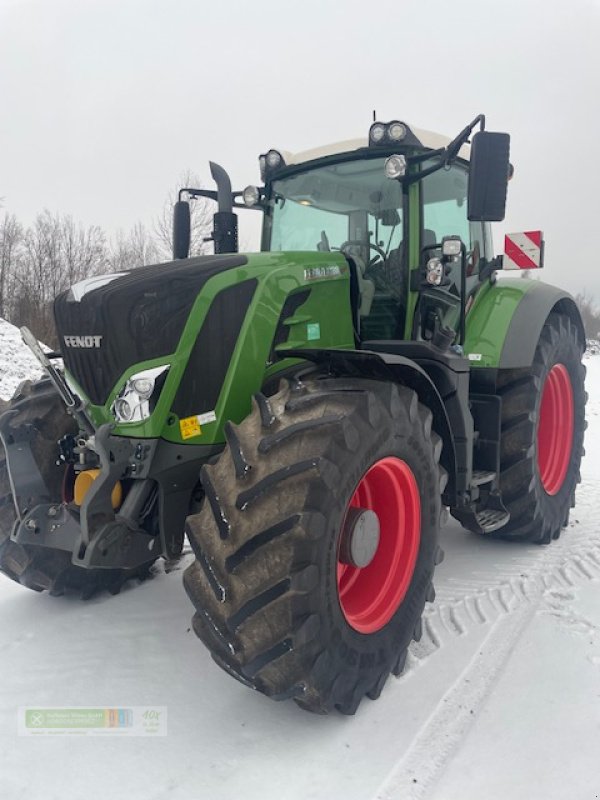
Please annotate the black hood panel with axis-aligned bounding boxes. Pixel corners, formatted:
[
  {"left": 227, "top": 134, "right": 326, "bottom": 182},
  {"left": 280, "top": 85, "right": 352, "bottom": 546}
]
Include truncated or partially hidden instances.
[{"left": 54, "top": 255, "right": 247, "bottom": 405}]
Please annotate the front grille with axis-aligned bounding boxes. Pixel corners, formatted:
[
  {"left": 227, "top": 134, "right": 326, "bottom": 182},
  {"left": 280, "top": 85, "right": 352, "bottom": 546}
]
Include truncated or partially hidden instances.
[{"left": 54, "top": 255, "right": 247, "bottom": 405}]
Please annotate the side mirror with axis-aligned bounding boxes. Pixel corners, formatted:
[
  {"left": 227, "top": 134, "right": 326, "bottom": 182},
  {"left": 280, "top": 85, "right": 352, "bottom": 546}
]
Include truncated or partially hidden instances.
[
  {"left": 467, "top": 131, "right": 510, "bottom": 222},
  {"left": 173, "top": 200, "right": 191, "bottom": 259}
]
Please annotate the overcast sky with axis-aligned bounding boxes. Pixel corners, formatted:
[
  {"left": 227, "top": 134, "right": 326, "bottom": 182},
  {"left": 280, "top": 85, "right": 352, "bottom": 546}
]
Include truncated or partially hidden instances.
[{"left": 1, "top": 0, "right": 599, "bottom": 296}]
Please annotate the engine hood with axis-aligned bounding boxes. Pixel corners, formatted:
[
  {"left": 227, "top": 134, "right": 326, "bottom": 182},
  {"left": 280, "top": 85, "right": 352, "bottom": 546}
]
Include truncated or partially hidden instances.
[{"left": 54, "top": 254, "right": 248, "bottom": 405}]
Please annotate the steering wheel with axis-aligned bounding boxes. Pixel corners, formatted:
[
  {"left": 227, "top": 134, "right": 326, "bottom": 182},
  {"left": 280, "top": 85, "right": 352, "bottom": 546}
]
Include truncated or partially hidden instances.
[{"left": 340, "top": 240, "right": 387, "bottom": 268}]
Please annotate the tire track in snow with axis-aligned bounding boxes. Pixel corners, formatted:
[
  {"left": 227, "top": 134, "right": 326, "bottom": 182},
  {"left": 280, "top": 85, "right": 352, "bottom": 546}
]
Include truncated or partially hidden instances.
[
  {"left": 406, "top": 525, "right": 600, "bottom": 666},
  {"left": 375, "top": 599, "right": 539, "bottom": 800},
  {"left": 374, "top": 527, "right": 600, "bottom": 799}
]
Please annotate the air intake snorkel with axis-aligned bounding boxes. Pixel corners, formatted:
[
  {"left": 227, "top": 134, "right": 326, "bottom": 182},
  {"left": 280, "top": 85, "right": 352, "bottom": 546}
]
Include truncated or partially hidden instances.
[{"left": 209, "top": 161, "right": 238, "bottom": 254}]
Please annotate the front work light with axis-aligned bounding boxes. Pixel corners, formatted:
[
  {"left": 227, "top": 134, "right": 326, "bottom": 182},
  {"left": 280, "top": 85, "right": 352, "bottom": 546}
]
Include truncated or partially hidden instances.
[
  {"left": 369, "top": 123, "right": 386, "bottom": 144},
  {"left": 260, "top": 149, "right": 286, "bottom": 179},
  {"left": 243, "top": 185, "right": 261, "bottom": 207},
  {"left": 266, "top": 150, "right": 283, "bottom": 168},
  {"left": 384, "top": 154, "right": 407, "bottom": 179},
  {"left": 426, "top": 257, "right": 444, "bottom": 286},
  {"left": 442, "top": 236, "right": 463, "bottom": 257},
  {"left": 388, "top": 121, "right": 407, "bottom": 141},
  {"left": 369, "top": 120, "right": 411, "bottom": 146}
]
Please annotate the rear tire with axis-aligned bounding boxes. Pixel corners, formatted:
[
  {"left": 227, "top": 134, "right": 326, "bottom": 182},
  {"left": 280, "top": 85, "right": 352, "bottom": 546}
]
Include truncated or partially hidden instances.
[
  {"left": 184, "top": 377, "right": 445, "bottom": 714},
  {"left": 0, "top": 380, "right": 155, "bottom": 597},
  {"left": 494, "top": 312, "right": 586, "bottom": 543}
]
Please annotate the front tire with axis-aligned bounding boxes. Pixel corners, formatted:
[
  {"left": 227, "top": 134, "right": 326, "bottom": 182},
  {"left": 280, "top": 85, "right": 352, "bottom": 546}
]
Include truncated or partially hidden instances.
[
  {"left": 184, "top": 377, "right": 445, "bottom": 714},
  {"left": 495, "top": 312, "right": 586, "bottom": 543}
]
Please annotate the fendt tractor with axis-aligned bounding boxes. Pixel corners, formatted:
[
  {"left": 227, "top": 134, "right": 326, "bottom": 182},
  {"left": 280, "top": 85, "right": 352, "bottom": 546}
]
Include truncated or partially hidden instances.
[{"left": 0, "top": 115, "right": 586, "bottom": 714}]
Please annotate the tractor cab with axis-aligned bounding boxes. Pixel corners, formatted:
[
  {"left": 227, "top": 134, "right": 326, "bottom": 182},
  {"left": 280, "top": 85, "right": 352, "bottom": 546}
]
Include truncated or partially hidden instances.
[{"left": 174, "top": 116, "right": 510, "bottom": 354}]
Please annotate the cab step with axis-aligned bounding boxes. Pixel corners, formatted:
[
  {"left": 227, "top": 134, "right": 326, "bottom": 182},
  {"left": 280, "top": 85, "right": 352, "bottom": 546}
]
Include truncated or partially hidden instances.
[
  {"left": 470, "top": 470, "right": 496, "bottom": 487},
  {"left": 474, "top": 508, "right": 511, "bottom": 533},
  {"left": 450, "top": 491, "right": 510, "bottom": 535}
]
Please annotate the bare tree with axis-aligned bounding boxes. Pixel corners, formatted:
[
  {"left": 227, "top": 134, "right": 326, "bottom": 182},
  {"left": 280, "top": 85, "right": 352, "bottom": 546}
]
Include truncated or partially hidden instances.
[
  {"left": 61, "top": 216, "right": 106, "bottom": 286},
  {"left": 0, "top": 212, "right": 22, "bottom": 320},
  {"left": 1, "top": 168, "right": 217, "bottom": 343},
  {"left": 107, "top": 222, "right": 159, "bottom": 272},
  {"left": 12, "top": 211, "right": 109, "bottom": 345}
]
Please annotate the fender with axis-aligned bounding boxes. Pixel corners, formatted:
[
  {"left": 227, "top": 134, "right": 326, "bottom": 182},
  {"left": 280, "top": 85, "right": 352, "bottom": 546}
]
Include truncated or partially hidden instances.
[
  {"left": 464, "top": 278, "right": 584, "bottom": 369},
  {"left": 285, "top": 347, "right": 460, "bottom": 503}
]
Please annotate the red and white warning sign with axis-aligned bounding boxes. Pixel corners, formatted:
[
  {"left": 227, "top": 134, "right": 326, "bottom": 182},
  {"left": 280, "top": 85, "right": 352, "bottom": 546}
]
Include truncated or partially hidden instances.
[{"left": 503, "top": 231, "right": 544, "bottom": 270}]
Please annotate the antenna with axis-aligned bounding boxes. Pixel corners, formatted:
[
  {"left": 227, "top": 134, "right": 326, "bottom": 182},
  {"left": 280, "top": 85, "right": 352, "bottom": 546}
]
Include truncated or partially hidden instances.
[{"left": 372, "top": 109, "right": 376, "bottom": 122}]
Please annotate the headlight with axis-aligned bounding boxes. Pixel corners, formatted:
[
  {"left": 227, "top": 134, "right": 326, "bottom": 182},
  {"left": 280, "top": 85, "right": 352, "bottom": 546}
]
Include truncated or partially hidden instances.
[
  {"left": 114, "top": 398, "right": 133, "bottom": 422},
  {"left": 112, "top": 365, "right": 169, "bottom": 424},
  {"left": 384, "top": 154, "right": 407, "bottom": 179},
  {"left": 131, "top": 377, "right": 154, "bottom": 398}
]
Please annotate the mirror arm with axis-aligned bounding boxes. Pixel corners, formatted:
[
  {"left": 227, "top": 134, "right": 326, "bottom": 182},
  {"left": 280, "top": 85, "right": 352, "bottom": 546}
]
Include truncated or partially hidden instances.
[
  {"left": 178, "top": 187, "right": 219, "bottom": 203},
  {"left": 479, "top": 255, "right": 503, "bottom": 283},
  {"left": 403, "top": 158, "right": 447, "bottom": 186},
  {"left": 394, "top": 116, "right": 486, "bottom": 186},
  {"left": 403, "top": 117, "right": 485, "bottom": 185},
  {"left": 445, "top": 114, "right": 486, "bottom": 163}
]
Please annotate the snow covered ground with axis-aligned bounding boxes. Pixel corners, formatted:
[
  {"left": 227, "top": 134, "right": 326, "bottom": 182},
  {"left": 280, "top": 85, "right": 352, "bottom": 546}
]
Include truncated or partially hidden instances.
[
  {"left": 1, "top": 321, "right": 599, "bottom": 800},
  {"left": 0, "top": 318, "right": 43, "bottom": 402}
]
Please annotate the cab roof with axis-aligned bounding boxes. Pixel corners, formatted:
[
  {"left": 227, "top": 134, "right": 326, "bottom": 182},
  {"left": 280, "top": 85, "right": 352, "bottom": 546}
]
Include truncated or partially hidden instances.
[{"left": 280, "top": 125, "right": 470, "bottom": 167}]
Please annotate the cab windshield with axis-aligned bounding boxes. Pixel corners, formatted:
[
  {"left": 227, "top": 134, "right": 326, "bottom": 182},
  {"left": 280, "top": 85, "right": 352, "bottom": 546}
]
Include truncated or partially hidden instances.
[{"left": 264, "top": 157, "right": 405, "bottom": 263}]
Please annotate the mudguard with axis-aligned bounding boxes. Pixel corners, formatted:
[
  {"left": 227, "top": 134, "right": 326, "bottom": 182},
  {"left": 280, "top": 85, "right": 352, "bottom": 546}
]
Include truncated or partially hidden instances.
[
  {"left": 464, "top": 278, "right": 584, "bottom": 369},
  {"left": 285, "top": 347, "right": 461, "bottom": 503}
]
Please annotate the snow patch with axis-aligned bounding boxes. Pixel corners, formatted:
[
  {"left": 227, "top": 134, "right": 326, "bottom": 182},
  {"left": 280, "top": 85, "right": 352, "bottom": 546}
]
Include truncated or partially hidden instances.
[
  {"left": 585, "top": 338, "right": 600, "bottom": 357},
  {"left": 0, "top": 318, "right": 44, "bottom": 401}
]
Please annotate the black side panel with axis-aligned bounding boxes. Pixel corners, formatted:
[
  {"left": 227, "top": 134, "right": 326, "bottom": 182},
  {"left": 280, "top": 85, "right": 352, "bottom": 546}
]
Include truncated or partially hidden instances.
[
  {"left": 470, "top": 393, "right": 501, "bottom": 475},
  {"left": 54, "top": 255, "right": 247, "bottom": 405},
  {"left": 171, "top": 279, "right": 257, "bottom": 418}
]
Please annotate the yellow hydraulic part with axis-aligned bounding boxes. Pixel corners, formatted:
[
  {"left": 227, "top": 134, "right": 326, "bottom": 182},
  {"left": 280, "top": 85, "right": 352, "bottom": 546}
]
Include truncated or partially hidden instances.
[{"left": 73, "top": 469, "right": 123, "bottom": 510}]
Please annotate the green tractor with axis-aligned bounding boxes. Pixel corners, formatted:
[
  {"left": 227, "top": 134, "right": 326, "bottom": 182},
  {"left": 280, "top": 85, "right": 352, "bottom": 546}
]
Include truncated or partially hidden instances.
[{"left": 0, "top": 115, "right": 586, "bottom": 714}]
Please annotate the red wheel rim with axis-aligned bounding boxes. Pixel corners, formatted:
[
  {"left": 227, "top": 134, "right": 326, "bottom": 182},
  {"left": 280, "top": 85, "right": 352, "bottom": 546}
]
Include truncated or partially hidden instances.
[
  {"left": 537, "top": 364, "right": 574, "bottom": 496},
  {"left": 337, "top": 457, "right": 421, "bottom": 634}
]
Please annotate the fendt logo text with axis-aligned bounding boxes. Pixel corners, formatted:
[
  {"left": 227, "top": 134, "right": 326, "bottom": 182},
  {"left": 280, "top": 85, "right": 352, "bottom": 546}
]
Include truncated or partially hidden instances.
[{"left": 63, "top": 335, "right": 103, "bottom": 348}]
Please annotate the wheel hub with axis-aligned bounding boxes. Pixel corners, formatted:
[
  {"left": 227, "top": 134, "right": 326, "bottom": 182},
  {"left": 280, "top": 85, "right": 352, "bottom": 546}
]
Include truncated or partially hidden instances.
[{"left": 339, "top": 508, "right": 380, "bottom": 569}]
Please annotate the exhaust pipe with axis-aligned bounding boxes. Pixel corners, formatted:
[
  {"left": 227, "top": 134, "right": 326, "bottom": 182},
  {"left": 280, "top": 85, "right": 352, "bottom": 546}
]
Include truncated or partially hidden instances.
[{"left": 209, "top": 161, "right": 238, "bottom": 254}]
